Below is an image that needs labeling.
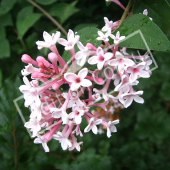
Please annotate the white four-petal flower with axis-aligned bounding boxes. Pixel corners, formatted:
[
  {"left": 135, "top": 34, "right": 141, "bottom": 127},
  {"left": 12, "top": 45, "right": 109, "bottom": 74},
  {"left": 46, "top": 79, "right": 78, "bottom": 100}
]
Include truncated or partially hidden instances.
[{"left": 36, "top": 31, "right": 60, "bottom": 49}]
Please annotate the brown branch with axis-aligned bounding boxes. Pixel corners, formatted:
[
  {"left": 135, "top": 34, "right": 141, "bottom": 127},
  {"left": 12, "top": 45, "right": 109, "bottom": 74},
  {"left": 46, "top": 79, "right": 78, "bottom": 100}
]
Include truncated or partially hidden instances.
[
  {"left": 27, "top": 0, "right": 67, "bottom": 36},
  {"left": 117, "top": 0, "right": 134, "bottom": 28}
]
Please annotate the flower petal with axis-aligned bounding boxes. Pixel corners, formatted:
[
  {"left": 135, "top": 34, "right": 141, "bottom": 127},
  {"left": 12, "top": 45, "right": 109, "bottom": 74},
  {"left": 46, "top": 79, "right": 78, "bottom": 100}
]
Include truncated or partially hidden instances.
[
  {"left": 81, "top": 79, "right": 92, "bottom": 87},
  {"left": 64, "top": 72, "right": 77, "bottom": 83},
  {"left": 78, "top": 68, "right": 88, "bottom": 79}
]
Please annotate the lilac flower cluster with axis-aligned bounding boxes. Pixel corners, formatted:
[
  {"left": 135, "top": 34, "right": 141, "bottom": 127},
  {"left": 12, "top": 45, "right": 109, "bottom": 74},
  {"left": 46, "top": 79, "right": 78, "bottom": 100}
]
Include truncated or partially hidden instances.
[{"left": 19, "top": 17, "right": 152, "bottom": 152}]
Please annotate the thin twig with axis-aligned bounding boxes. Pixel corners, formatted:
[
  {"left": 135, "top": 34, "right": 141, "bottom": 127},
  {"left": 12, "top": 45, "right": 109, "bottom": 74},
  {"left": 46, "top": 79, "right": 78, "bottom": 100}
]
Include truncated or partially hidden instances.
[
  {"left": 130, "top": 0, "right": 137, "bottom": 14},
  {"left": 117, "top": 0, "right": 134, "bottom": 28},
  {"left": 27, "top": 0, "right": 67, "bottom": 35}
]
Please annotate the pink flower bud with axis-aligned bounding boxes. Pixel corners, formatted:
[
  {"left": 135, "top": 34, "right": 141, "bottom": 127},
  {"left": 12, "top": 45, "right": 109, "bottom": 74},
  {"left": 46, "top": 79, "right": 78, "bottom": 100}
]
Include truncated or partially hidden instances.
[{"left": 21, "top": 54, "right": 38, "bottom": 66}]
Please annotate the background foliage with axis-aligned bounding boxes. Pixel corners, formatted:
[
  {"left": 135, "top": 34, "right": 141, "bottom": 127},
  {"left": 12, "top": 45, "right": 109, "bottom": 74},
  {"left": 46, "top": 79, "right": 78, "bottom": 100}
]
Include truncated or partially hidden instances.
[{"left": 0, "top": 0, "right": 170, "bottom": 169}]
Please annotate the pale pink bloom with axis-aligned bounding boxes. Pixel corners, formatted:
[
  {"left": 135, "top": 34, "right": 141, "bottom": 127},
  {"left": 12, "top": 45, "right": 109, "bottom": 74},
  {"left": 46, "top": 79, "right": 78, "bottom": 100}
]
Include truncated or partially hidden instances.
[
  {"left": 143, "top": 9, "right": 153, "bottom": 20},
  {"left": 34, "top": 137, "right": 49, "bottom": 152},
  {"left": 84, "top": 118, "right": 102, "bottom": 134},
  {"left": 30, "top": 102, "right": 42, "bottom": 121},
  {"left": 58, "top": 29, "right": 79, "bottom": 50},
  {"left": 50, "top": 107, "right": 68, "bottom": 124},
  {"left": 36, "top": 31, "right": 61, "bottom": 49},
  {"left": 119, "top": 90, "right": 144, "bottom": 108},
  {"left": 64, "top": 68, "right": 92, "bottom": 91},
  {"left": 73, "top": 125, "right": 83, "bottom": 137},
  {"left": 97, "top": 31, "right": 110, "bottom": 42},
  {"left": 93, "top": 88, "right": 115, "bottom": 102},
  {"left": 110, "top": 31, "right": 125, "bottom": 44},
  {"left": 114, "top": 75, "right": 139, "bottom": 93},
  {"left": 53, "top": 132, "right": 72, "bottom": 150},
  {"left": 107, "top": 120, "right": 119, "bottom": 138},
  {"left": 25, "top": 118, "right": 41, "bottom": 137},
  {"left": 109, "top": 51, "right": 134, "bottom": 74},
  {"left": 21, "top": 64, "right": 40, "bottom": 76},
  {"left": 19, "top": 76, "right": 40, "bottom": 107},
  {"left": 112, "top": 72, "right": 121, "bottom": 86},
  {"left": 127, "top": 62, "right": 150, "bottom": 83},
  {"left": 62, "top": 91, "right": 84, "bottom": 108},
  {"left": 75, "top": 41, "right": 90, "bottom": 66},
  {"left": 69, "top": 105, "right": 84, "bottom": 124},
  {"left": 92, "top": 93, "right": 102, "bottom": 102},
  {"left": 88, "top": 47, "right": 113, "bottom": 70},
  {"left": 102, "top": 17, "right": 114, "bottom": 33},
  {"left": 69, "top": 134, "right": 83, "bottom": 152}
]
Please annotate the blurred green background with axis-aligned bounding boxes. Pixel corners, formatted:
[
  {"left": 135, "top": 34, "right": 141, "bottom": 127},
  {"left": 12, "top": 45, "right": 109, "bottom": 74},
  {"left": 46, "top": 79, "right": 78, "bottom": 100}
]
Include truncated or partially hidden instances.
[{"left": 1, "top": 0, "right": 170, "bottom": 169}]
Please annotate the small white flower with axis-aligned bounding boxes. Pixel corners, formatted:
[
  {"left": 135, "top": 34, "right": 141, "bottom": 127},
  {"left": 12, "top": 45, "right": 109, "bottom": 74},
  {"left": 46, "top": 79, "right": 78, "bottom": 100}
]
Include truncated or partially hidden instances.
[
  {"left": 34, "top": 137, "right": 49, "bottom": 152},
  {"left": 36, "top": 31, "right": 60, "bottom": 49},
  {"left": 110, "top": 31, "right": 125, "bottom": 44},
  {"left": 58, "top": 29, "right": 79, "bottom": 50},
  {"left": 84, "top": 118, "right": 102, "bottom": 134},
  {"left": 107, "top": 120, "right": 119, "bottom": 138},
  {"left": 53, "top": 132, "right": 72, "bottom": 150}
]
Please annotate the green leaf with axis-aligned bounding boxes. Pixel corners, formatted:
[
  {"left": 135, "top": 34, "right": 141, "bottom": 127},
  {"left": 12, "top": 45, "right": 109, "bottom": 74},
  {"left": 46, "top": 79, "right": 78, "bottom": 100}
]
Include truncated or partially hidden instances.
[
  {"left": 0, "top": 0, "right": 16, "bottom": 16},
  {"left": 78, "top": 27, "right": 102, "bottom": 47},
  {"left": 0, "top": 13, "right": 13, "bottom": 27},
  {"left": 114, "top": 14, "right": 170, "bottom": 52},
  {"left": 50, "top": 2, "right": 79, "bottom": 24},
  {"left": 0, "top": 76, "right": 22, "bottom": 120},
  {"left": 74, "top": 23, "right": 98, "bottom": 32},
  {"left": 16, "top": 7, "right": 42, "bottom": 39},
  {"left": 134, "top": 0, "right": 170, "bottom": 40},
  {"left": 35, "top": 0, "right": 58, "bottom": 5},
  {"left": 0, "top": 27, "right": 10, "bottom": 59},
  {"left": 0, "top": 69, "right": 2, "bottom": 88}
]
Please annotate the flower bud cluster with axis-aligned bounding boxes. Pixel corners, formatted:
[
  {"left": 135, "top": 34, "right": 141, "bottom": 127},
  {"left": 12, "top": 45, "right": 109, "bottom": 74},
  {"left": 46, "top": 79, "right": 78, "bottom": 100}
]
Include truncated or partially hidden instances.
[{"left": 19, "top": 17, "right": 152, "bottom": 152}]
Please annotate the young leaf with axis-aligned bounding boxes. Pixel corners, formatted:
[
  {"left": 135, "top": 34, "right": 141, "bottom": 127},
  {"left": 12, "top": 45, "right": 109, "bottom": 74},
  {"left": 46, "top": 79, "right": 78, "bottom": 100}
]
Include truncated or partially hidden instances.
[
  {"left": 114, "top": 14, "right": 170, "bottom": 52},
  {"left": 16, "top": 7, "right": 42, "bottom": 39},
  {"left": 50, "top": 2, "right": 79, "bottom": 24},
  {"left": 0, "top": 0, "right": 16, "bottom": 16}
]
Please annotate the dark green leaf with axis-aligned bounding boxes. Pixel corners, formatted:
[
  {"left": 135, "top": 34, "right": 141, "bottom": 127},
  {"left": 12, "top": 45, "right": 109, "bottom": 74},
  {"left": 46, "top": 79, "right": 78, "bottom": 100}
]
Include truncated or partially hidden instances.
[
  {"left": 50, "top": 2, "right": 79, "bottom": 24},
  {"left": 114, "top": 14, "right": 170, "bottom": 52},
  {"left": 134, "top": 0, "right": 170, "bottom": 40},
  {"left": 0, "top": 69, "right": 2, "bottom": 88},
  {"left": 0, "top": 0, "right": 16, "bottom": 16},
  {"left": 0, "top": 27, "right": 10, "bottom": 58},
  {"left": 0, "top": 13, "right": 13, "bottom": 27},
  {"left": 16, "top": 7, "right": 42, "bottom": 39},
  {"left": 35, "top": 0, "right": 58, "bottom": 5}
]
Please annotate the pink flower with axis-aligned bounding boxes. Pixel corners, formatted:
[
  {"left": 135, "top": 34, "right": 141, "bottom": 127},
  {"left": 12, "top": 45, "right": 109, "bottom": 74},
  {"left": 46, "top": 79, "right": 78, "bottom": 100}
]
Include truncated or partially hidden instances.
[
  {"left": 69, "top": 134, "right": 83, "bottom": 152},
  {"left": 64, "top": 68, "right": 92, "bottom": 91},
  {"left": 69, "top": 105, "right": 84, "bottom": 124},
  {"left": 127, "top": 62, "right": 150, "bottom": 83},
  {"left": 107, "top": 120, "right": 119, "bottom": 138},
  {"left": 36, "top": 31, "right": 60, "bottom": 49},
  {"left": 119, "top": 90, "right": 144, "bottom": 108},
  {"left": 34, "top": 137, "right": 50, "bottom": 152},
  {"left": 53, "top": 132, "right": 72, "bottom": 150},
  {"left": 25, "top": 118, "right": 41, "bottom": 137},
  {"left": 88, "top": 47, "right": 113, "bottom": 70},
  {"left": 97, "top": 31, "right": 110, "bottom": 42},
  {"left": 110, "top": 31, "right": 125, "bottom": 44},
  {"left": 75, "top": 41, "right": 90, "bottom": 66},
  {"left": 84, "top": 118, "right": 102, "bottom": 134},
  {"left": 58, "top": 29, "right": 79, "bottom": 50},
  {"left": 102, "top": 17, "right": 114, "bottom": 33},
  {"left": 109, "top": 51, "right": 134, "bottom": 74}
]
